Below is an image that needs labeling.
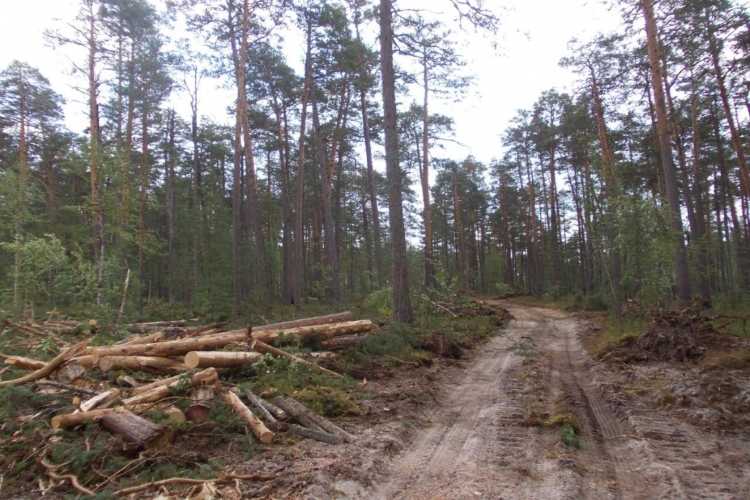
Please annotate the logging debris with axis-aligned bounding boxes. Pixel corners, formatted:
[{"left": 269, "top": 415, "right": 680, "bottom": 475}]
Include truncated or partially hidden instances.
[{"left": 0, "top": 311, "right": 372, "bottom": 497}]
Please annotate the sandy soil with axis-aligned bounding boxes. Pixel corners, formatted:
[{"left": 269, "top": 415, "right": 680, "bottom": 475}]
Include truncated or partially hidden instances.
[{"left": 319, "top": 300, "right": 750, "bottom": 500}]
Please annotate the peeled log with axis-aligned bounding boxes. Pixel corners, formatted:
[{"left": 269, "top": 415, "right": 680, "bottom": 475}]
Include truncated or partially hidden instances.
[
  {"left": 222, "top": 390, "right": 274, "bottom": 444},
  {"left": 86, "top": 331, "right": 248, "bottom": 358},
  {"left": 321, "top": 334, "right": 369, "bottom": 351},
  {"left": 122, "top": 368, "right": 218, "bottom": 406},
  {"left": 3, "top": 355, "right": 46, "bottom": 371},
  {"left": 85, "top": 320, "right": 374, "bottom": 358},
  {"left": 252, "top": 312, "right": 353, "bottom": 332},
  {"left": 184, "top": 351, "right": 261, "bottom": 369},
  {"left": 100, "top": 410, "right": 169, "bottom": 449},
  {"left": 80, "top": 388, "right": 121, "bottom": 412},
  {"left": 99, "top": 356, "right": 188, "bottom": 373},
  {"left": 251, "top": 320, "right": 375, "bottom": 343}
]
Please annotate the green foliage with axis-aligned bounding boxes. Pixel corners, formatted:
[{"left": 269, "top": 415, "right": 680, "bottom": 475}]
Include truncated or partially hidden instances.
[{"left": 363, "top": 287, "right": 393, "bottom": 318}]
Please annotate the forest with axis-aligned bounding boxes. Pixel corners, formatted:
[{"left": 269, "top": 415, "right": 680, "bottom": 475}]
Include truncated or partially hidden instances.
[{"left": 1, "top": 0, "right": 749, "bottom": 323}]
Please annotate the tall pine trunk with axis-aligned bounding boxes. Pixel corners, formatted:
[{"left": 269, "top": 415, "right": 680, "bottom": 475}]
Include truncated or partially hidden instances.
[
  {"left": 641, "top": 0, "right": 691, "bottom": 302},
  {"left": 379, "top": 0, "right": 413, "bottom": 322}
]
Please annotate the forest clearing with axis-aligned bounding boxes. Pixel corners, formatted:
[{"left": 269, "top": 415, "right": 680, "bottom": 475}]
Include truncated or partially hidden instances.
[{"left": 3, "top": 0, "right": 750, "bottom": 497}]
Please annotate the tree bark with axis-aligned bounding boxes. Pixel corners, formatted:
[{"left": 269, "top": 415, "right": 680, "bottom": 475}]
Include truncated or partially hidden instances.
[
  {"left": 641, "top": 0, "right": 691, "bottom": 301},
  {"left": 380, "top": 0, "right": 413, "bottom": 322},
  {"left": 293, "top": 18, "right": 314, "bottom": 305},
  {"left": 223, "top": 390, "right": 274, "bottom": 443},
  {"left": 100, "top": 410, "right": 168, "bottom": 449}
]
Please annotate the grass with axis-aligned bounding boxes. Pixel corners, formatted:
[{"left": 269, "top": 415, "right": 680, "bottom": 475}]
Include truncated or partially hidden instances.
[
  {"left": 581, "top": 315, "right": 646, "bottom": 358},
  {"left": 544, "top": 413, "right": 581, "bottom": 449}
]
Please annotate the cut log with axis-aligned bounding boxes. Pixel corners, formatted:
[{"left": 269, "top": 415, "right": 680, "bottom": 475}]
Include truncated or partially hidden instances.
[
  {"left": 272, "top": 396, "right": 355, "bottom": 443},
  {"left": 184, "top": 351, "right": 262, "bottom": 369},
  {"left": 164, "top": 406, "right": 186, "bottom": 424},
  {"left": 251, "top": 340, "right": 343, "bottom": 379},
  {"left": 251, "top": 320, "right": 375, "bottom": 343},
  {"left": 320, "top": 334, "right": 369, "bottom": 351},
  {"left": 3, "top": 355, "right": 46, "bottom": 371},
  {"left": 243, "top": 389, "right": 285, "bottom": 431},
  {"left": 127, "top": 320, "right": 189, "bottom": 333},
  {"left": 98, "top": 356, "right": 188, "bottom": 373},
  {"left": 87, "top": 331, "right": 249, "bottom": 358},
  {"left": 100, "top": 410, "right": 169, "bottom": 449},
  {"left": 308, "top": 351, "right": 337, "bottom": 360},
  {"left": 0, "top": 341, "right": 88, "bottom": 387},
  {"left": 287, "top": 423, "right": 340, "bottom": 444},
  {"left": 69, "top": 355, "right": 98, "bottom": 368},
  {"left": 54, "top": 362, "right": 86, "bottom": 383},
  {"left": 86, "top": 320, "right": 375, "bottom": 358},
  {"left": 186, "top": 385, "right": 214, "bottom": 423},
  {"left": 258, "top": 397, "right": 288, "bottom": 421},
  {"left": 252, "top": 311, "right": 354, "bottom": 332},
  {"left": 52, "top": 408, "right": 117, "bottom": 429},
  {"left": 80, "top": 389, "right": 121, "bottom": 412},
  {"left": 222, "top": 390, "right": 274, "bottom": 444},
  {"left": 122, "top": 368, "right": 218, "bottom": 406}
]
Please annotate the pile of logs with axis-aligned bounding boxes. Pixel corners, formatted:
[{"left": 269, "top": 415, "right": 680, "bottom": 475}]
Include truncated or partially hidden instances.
[{"left": 1, "top": 311, "right": 378, "bottom": 449}]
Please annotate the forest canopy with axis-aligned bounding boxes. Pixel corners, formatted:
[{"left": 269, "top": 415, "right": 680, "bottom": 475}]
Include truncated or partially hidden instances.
[{"left": 1, "top": 0, "right": 749, "bottom": 322}]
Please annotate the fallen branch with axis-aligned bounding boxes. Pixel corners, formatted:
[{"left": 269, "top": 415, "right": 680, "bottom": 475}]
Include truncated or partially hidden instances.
[
  {"left": 35, "top": 380, "right": 98, "bottom": 397},
  {"left": 40, "top": 453, "right": 95, "bottom": 496},
  {"left": 251, "top": 340, "right": 344, "bottom": 379},
  {"left": 0, "top": 341, "right": 88, "bottom": 387},
  {"left": 287, "top": 423, "right": 339, "bottom": 444},
  {"left": 112, "top": 473, "right": 273, "bottom": 497}
]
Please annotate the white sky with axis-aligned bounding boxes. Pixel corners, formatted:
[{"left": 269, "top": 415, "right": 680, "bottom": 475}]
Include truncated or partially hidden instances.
[{"left": 0, "top": 0, "right": 624, "bottom": 165}]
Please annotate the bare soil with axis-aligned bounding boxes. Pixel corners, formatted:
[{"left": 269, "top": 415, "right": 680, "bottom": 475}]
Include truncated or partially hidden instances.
[{"left": 282, "top": 300, "right": 750, "bottom": 499}]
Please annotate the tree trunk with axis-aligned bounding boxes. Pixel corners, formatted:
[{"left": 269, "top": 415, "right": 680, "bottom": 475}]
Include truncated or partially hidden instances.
[
  {"left": 380, "top": 0, "right": 413, "bottom": 322},
  {"left": 641, "top": 0, "right": 692, "bottom": 302},
  {"left": 421, "top": 54, "right": 436, "bottom": 288},
  {"left": 100, "top": 410, "right": 168, "bottom": 449},
  {"left": 294, "top": 19, "right": 314, "bottom": 305},
  {"left": 87, "top": 1, "right": 105, "bottom": 307}
]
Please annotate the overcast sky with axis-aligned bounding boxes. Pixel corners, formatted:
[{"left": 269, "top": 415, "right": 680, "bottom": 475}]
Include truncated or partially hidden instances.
[{"left": 0, "top": 0, "right": 626, "bottom": 163}]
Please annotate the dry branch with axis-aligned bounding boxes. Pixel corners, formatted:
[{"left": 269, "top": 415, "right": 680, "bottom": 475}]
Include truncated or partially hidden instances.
[
  {"left": 251, "top": 340, "right": 343, "bottom": 379},
  {"left": 51, "top": 408, "right": 118, "bottom": 429}
]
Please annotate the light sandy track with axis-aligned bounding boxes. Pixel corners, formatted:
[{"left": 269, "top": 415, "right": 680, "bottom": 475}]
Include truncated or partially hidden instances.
[{"left": 368, "top": 301, "right": 748, "bottom": 500}]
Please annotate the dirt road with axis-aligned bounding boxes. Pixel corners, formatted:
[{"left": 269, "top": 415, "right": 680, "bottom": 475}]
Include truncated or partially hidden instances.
[{"left": 368, "top": 301, "right": 749, "bottom": 500}]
